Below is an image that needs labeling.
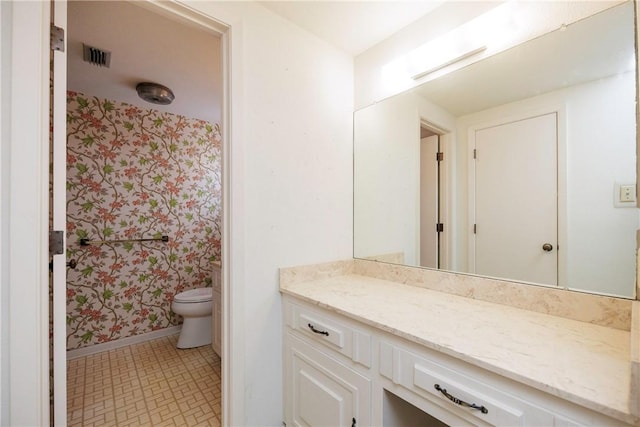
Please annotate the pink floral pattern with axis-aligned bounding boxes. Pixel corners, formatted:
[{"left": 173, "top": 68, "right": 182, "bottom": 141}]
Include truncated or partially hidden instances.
[{"left": 66, "top": 91, "right": 221, "bottom": 349}]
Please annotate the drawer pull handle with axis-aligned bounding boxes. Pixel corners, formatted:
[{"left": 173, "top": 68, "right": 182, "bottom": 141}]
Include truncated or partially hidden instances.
[
  {"left": 307, "top": 323, "right": 329, "bottom": 336},
  {"left": 434, "top": 384, "right": 488, "bottom": 414}
]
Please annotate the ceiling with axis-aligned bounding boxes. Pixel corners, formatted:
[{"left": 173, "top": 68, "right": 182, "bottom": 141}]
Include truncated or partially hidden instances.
[
  {"left": 258, "top": 1, "right": 445, "bottom": 55},
  {"left": 67, "top": 1, "right": 222, "bottom": 123}
]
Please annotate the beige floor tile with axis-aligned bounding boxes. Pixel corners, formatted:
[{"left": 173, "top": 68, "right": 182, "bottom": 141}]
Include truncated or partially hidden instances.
[{"left": 67, "top": 335, "right": 221, "bottom": 426}]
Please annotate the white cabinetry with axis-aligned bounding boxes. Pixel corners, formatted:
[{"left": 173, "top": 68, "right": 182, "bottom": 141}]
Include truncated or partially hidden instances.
[
  {"left": 378, "top": 340, "right": 557, "bottom": 426},
  {"left": 283, "top": 295, "right": 631, "bottom": 427},
  {"left": 286, "top": 335, "right": 370, "bottom": 426},
  {"left": 284, "top": 298, "right": 372, "bottom": 426}
]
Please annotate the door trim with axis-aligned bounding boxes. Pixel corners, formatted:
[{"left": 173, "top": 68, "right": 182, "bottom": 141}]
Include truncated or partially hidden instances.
[
  {"left": 52, "top": 1, "right": 67, "bottom": 425},
  {"left": 3, "top": 2, "right": 52, "bottom": 425}
]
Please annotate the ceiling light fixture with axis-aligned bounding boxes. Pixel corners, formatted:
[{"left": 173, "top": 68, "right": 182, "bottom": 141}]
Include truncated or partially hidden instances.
[
  {"left": 409, "top": 45, "right": 486, "bottom": 80},
  {"left": 136, "top": 82, "right": 175, "bottom": 105},
  {"left": 403, "top": 0, "right": 521, "bottom": 81}
]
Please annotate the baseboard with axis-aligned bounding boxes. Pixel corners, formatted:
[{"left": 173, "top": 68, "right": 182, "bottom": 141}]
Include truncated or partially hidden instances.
[{"left": 66, "top": 325, "right": 182, "bottom": 360}]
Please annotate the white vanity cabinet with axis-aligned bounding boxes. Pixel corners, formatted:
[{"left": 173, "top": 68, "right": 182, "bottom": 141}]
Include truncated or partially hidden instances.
[
  {"left": 284, "top": 298, "right": 372, "bottom": 426},
  {"left": 282, "top": 295, "right": 634, "bottom": 427},
  {"left": 286, "top": 335, "right": 371, "bottom": 426}
]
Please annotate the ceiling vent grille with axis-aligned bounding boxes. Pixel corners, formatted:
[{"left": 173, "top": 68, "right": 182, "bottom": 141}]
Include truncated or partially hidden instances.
[{"left": 82, "top": 44, "right": 111, "bottom": 68}]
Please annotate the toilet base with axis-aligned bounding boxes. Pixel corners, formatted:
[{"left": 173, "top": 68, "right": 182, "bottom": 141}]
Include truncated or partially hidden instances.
[{"left": 177, "top": 315, "right": 212, "bottom": 349}]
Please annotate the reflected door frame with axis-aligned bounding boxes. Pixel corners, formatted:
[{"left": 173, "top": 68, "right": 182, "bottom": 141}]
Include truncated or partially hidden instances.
[
  {"left": 467, "top": 104, "right": 567, "bottom": 288},
  {"left": 418, "top": 119, "right": 453, "bottom": 271}
]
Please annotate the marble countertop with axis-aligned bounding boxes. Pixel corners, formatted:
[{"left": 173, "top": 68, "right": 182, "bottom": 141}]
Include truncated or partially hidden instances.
[{"left": 281, "top": 273, "right": 637, "bottom": 425}]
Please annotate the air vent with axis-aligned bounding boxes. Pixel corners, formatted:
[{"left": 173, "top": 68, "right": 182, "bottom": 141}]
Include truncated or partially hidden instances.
[{"left": 82, "top": 44, "right": 111, "bottom": 68}]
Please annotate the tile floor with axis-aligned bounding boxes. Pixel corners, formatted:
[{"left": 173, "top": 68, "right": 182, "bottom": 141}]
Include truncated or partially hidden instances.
[{"left": 67, "top": 335, "right": 221, "bottom": 426}]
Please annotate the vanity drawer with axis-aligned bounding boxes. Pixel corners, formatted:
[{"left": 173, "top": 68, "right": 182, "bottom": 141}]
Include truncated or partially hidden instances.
[
  {"left": 379, "top": 341, "right": 554, "bottom": 426},
  {"left": 284, "top": 300, "right": 371, "bottom": 368}
]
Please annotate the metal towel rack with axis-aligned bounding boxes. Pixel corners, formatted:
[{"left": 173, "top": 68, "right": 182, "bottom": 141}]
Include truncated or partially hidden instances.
[{"left": 79, "top": 235, "right": 169, "bottom": 246}]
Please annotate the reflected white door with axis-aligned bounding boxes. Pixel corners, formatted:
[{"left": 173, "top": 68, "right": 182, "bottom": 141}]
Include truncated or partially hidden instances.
[
  {"left": 473, "top": 113, "right": 558, "bottom": 285},
  {"left": 420, "top": 135, "right": 438, "bottom": 268}
]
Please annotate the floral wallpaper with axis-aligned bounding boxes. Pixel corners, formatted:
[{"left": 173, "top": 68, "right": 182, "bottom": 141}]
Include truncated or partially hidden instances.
[{"left": 66, "top": 91, "right": 221, "bottom": 350}]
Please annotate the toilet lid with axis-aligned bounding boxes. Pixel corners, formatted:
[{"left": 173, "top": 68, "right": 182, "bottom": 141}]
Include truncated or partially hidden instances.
[{"left": 174, "top": 287, "right": 213, "bottom": 303}]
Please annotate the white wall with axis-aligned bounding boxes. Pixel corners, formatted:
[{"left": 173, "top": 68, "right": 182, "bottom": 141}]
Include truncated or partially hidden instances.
[
  {"left": 354, "top": 93, "right": 420, "bottom": 265},
  {"left": 564, "top": 73, "right": 636, "bottom": 296},
  {"left": 1, "top": 1, "right": 354, "bottom": 425},
  {"left": 354, "top": 91, "right": 455, "bottom": 265},
  {"left": 185, "top": 2, "right": 354, "bottom": 425},
  {"left": 0, "top": 1, "right": 10, "bottom": 424}
]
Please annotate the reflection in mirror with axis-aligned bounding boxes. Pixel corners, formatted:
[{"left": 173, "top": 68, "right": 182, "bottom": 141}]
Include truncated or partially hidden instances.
[{"left": 354, "top": 1, "right": 637, "bottom": 299}]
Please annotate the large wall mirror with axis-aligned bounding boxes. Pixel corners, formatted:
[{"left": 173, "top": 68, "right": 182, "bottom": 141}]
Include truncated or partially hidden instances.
[{"left": 354, "top": 1, "right": 638, "bottom": 299}]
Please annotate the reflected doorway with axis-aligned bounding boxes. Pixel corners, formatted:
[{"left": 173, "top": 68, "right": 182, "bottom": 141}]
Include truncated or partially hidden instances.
[{"left": 419, "top": 121, "right": 445, "bottom": 269}]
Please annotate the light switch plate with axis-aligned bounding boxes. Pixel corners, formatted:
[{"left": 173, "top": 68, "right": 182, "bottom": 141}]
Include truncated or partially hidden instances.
[
  {"left": 614, "top": 183, "right": 636, "bottom": 207},
  {"left": 620, "top": 184, "right": 636, "bottom": 202}
]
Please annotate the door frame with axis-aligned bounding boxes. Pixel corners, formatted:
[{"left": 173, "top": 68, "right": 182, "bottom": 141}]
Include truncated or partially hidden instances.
[
  {"left": 419, "top": 133, "right": 439, "bottom": 268},
  {"left": 467, "top": 104, "right": 567, "bottom": 288},
  {"left": 2, "top": 1, "right": 240, "bottom": 425},
  {"left": 2, "top": 2, "right": 52, "bottom": 425},
  {"left": 52, "top": 1, "right": 67, "bottom": 424},
  {"left": 419, "top": 119, "right": 453, "bottom": 271}
]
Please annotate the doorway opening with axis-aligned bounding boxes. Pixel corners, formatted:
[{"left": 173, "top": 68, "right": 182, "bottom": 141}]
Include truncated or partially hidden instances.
[
  {"left": 419, "top": 120, "right": 449, "bottom": 270},
  {"left": 51, "top": 1, "right": 231, "bottom": 425}
]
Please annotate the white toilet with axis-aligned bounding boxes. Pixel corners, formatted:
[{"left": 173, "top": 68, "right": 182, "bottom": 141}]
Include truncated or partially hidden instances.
[{"left": 172, "top": 287, "right": 213, "bottom": 349}]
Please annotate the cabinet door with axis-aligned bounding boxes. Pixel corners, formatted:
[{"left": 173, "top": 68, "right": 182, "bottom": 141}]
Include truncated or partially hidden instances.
[{"left": 286, "top": 334, "right": 370, "bottom": 427}]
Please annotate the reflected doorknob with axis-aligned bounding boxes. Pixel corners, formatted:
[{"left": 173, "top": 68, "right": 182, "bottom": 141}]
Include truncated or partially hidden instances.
[{"left": 542, "top": 243, "right": 553, "bottom": 252}]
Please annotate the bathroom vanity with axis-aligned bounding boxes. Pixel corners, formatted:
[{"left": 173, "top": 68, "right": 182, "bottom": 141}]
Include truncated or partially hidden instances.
[
  {"left": 280, "top": 260, "right": 640, "bottom": 427},
  {"left": 281, "top": 2, "right": 640, "bottom": 425}
]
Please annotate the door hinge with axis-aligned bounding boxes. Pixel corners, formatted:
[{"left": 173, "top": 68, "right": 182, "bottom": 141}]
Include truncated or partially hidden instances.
[
  {"left": 50, "top": 230, "right": 64, "bottom": 256},
  {"left": 473, "top": 224, "right": 477, "bottom": 234},
  {"left": 351, "top": 417, "right": 356, "bottom": 427},
  {"left": 473, "top": 149, "right": 477, "bottom": 159},
  {"left": 436, "top": 152, "right": 444, "bottom": 162},
  {"left": 51, "top": 24, "right": 65, "bottom": 52},
  {"left": 436, "top": 223, "right": 444, "bottom": 233}
]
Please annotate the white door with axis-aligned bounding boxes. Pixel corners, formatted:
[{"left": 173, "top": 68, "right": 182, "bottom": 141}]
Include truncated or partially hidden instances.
[
  {"left": 473, "top": 113, "right": 558, "bottom": 285},
  {"left": 52, "top": 1, "right": 68, "bottom": 425},
  {"left": 420, "top": 135, "right": 439, "bottom": 268}
]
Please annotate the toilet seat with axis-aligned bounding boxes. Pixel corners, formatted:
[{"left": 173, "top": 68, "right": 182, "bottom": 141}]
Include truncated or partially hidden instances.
[{"left": 174, "top": 288, "right": 212, "bottom": 303}]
